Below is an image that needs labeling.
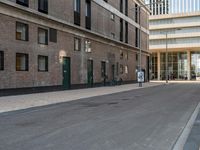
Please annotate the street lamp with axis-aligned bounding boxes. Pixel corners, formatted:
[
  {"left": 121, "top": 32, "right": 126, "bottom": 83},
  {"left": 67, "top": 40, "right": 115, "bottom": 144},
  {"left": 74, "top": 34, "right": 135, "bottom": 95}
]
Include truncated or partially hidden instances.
[
  {"left": 161, "top": 28, "right": 182, "bottom": 84},
  {"left": 131, "top": 0, "right": 163, "bottom": 87},
  {"left": 165, "top": 32, "right": 168, "bottom": 84}
]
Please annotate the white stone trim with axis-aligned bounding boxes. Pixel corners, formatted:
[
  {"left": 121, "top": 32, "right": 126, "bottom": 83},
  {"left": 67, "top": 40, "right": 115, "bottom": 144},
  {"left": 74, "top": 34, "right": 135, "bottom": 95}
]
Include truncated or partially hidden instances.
[
  {"left": 150, "top": 32, "right": 200, "bottom": 40},
  {"left": 150, "top": 11, "right": 200, "bottom": 20},
  {"left": 150, "top": 43, "right": 200, "bottom": 51},
  {"left": 150, "top": 22, "right": 200, "bottom": 30}
]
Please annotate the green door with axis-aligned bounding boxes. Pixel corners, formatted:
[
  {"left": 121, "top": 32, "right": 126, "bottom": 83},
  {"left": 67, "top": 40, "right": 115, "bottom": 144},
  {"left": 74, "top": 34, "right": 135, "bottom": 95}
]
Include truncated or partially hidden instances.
[
  {"left": 112, "top": 64, "right": 115, "bottom": 81},
  {"left": 63, "top": 57, "right": 71, "bottom": 89},
  {"left": 101, "top": 61, "right": 106, "bottom": 86},
  {"left": 87, "top": 59, "right": 93, "bottom": 87}
]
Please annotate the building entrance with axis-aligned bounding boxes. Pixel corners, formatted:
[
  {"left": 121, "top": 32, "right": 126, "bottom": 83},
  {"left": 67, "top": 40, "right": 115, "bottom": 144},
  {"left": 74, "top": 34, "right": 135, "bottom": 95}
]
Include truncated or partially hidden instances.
[
  {"left": 151, "top": 52, "right": 189, "bottom": 80},
  {"left": 62, "top": 57, "right": 71, "bottom": 89},
  {"left": 87, "top": 59, "right": 93, "bottom": 87}
]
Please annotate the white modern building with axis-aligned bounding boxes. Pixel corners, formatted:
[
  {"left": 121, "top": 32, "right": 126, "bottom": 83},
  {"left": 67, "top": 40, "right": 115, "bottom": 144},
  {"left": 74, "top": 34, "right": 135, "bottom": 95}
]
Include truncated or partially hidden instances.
[
  {"left": 146, "top": 0, "right": 200, "bottom": 15},
  {"left": 150, "top": 12, "right": 200, "bottom": 80},
  {"left": 148, "top": 0, "right": 200, "bottom": 81}
]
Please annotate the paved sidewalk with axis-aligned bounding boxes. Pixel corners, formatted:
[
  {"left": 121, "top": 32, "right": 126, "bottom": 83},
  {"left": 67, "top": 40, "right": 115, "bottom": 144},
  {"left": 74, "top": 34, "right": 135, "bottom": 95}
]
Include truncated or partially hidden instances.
[{"left": 0, "top": 82, "right": 162, "bottom": 113}]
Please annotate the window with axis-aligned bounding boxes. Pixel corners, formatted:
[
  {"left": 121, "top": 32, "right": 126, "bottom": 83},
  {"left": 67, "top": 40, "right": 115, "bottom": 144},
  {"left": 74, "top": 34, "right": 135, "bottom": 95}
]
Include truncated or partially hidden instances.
[
  {"left": 125, "top": 0, "right": 128, "bottom": 16},
  {"left": 16, "top": 0, "right": 29, "bottom": 7},
  {"left": 120, "top": 0, "right": 123, "bottom": 13},
  {"left": 125, "top": 51, "right": 128, "bottom": 60},
  {"left": 16, "top": 22, "right": 28, "bottom": 41},
  {"left": 74, "top": 0, "right": 81, "bottom": 13},
  {"left": 125, "top": 21, "right": 128, "bottom": 43},
  {"left": 120, "top": 50, "right": 123, "bottom": 59},
  {"left": 38, "top": 28, "right": 48, "bottom": 45},
  {"left": 85, "top": 0, "right": 91, "bottom": 17},
  {"left": 16, "top": 53, "right": 29, "bottom": 71},
  {"left": 136, "top": 53, "right": 139, "bottom": 62},
  {"left": 49, "top": 28, "right": 57, "bottom": 43},
  {"left": 38, "top": 0, "right": 48, "bottom": 14},
  {"left": 85, "top": 0, "right": 91, "bottom": 30},
  {"left": 125, "top": 65, "right": 128, "bottom": 74},
  {"left": 101, "top": 61, "right": 106, "bottom": 78},
  {"left": 111, "top": 33, "right": 115, "bottom": 39},
  {"left": 110, "top": 13, "right": 115, "bottom": 21},
  {"left": 38, "top": 55, "right": 48, "bottom": 72},
  {"left": 116, "top": 62, "right": 119, "bottom": 76},
  {"left": 0, "top": 51, "right": 4, "bottom": 71},
  {"left": 74, "top": 0, "right": 81, "bottom": 26},
  {"left": 135, "top": 3, "right": 139, "bottom": 23},
  {"left": 120, "top": 64, "right": 123, "bottom": 74},
  {"left": 85, "top": 40, "right": 91, "bottom": 52},
  {"left": 120, "top": 18, "right": 123, "bottom": 42},
  {"left": 135, "top": 28, "right": 139, "bottom": 47},
  {"left": 74, "top": 37, "right": 81, "bottom": 51}
]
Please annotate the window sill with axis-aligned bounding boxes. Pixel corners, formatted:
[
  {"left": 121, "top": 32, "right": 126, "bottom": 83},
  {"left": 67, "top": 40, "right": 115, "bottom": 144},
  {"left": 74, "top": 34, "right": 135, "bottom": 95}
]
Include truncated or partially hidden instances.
[{"left": 16, "top": 39, "right": 29, "bottom": 42}]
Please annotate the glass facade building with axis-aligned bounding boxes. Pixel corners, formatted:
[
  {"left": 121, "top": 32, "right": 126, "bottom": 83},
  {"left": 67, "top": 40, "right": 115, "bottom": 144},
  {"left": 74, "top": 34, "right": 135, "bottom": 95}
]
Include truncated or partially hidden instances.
[
  {"left": 191, "top": 52, "right": 200, "bottom": 80},
  {"left": 148, "top": 0, "right": 200, "bottom": 81},
  {"left": 151, "top": 52, "right": 200, "bottom": 80}
]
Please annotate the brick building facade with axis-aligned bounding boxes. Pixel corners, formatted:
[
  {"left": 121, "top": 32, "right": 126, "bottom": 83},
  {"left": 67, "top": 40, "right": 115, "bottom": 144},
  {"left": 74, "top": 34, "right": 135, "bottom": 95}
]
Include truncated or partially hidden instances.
[{"left": 0, "top": 0, "right": 149, "bottom": 90}]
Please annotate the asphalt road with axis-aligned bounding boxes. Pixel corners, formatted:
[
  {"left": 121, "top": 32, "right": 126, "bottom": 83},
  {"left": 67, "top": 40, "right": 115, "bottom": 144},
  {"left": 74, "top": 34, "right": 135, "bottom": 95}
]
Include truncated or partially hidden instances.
[
  {"left": 0, "top": 84, "right": 200, "bottom": 150},
  {"left": 184, "top": 107, "right": 200, "bottom": 150}
]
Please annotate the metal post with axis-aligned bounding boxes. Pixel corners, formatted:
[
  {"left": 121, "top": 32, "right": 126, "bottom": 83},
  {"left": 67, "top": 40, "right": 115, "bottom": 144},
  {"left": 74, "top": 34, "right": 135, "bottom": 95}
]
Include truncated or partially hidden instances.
[
  {"left": 139, "top": 6, "right": 142, "bottom": 87},
  {"left": 131, "top": 1, "right": 163, "bottom": 87},
  {"left": 165, "top": 33, "right": 168, "bottom": 84}
]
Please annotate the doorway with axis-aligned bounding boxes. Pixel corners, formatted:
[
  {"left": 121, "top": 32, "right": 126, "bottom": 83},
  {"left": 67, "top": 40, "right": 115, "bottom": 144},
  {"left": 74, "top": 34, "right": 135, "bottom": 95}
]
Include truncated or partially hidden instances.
[
  {"left": 101, "top": 61, "right": 106, "bottom": 86},
  {"left": 62, "top": 57, "right": 71, "bottom": 89},
  {"left": 87, "top": 59, "right": 93, "bottom": 87},
  {"left": 111, "top": 64, "right": 115, "bottom": 81}
]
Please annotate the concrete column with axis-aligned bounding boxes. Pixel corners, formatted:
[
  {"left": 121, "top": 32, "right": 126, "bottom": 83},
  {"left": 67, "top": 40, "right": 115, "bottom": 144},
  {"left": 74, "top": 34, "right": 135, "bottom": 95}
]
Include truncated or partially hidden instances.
[
  {"left": 186, "top": 0, "right": 189, "bottom": 12},
  {"left": 157, "top": 51, "right": 161, "bottom": 80},
  {"left": 187, "top": 50, "right": 191, "bottom": 80}
]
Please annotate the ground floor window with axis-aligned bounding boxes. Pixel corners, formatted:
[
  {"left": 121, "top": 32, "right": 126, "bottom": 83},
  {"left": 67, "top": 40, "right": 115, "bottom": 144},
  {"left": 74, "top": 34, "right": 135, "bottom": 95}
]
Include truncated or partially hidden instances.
[
  {"left": 74, "top": 37, "right": 81, "bottom": 51},
  {"left": 151, "top": 52, "right": 188, "bottom": 80},
  {"left": 120, "top": 64, "right": 123, "bottom": 74},
  {"left": 125, "top": 65, "right": 128, "bottom": 74},
  {"left": 191, "top": 52, "right": 200, "bottom": 80},
  {"left": 16, "top": 22, "right": 29, "bottom": 41},
  {"left": 38, "top": 55, "right": 48, "bottom": 72},
  {"left": 150, "top": 53, "right": 157, "bottom": 80},
  {"left": 116, "top": 62, "right": 119, "bottom": 76},
  {"left": 38, "top": 28, "right": 48, "bottom": 45},
  {"left": 0, "top": 51, "right": 4, "bottom": 70},
  {"left": 160, "top": 52, "right": 188, "bottom": 80},
  {"left": 16, "top": 53, "right": 29, "bottom": 71}
]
